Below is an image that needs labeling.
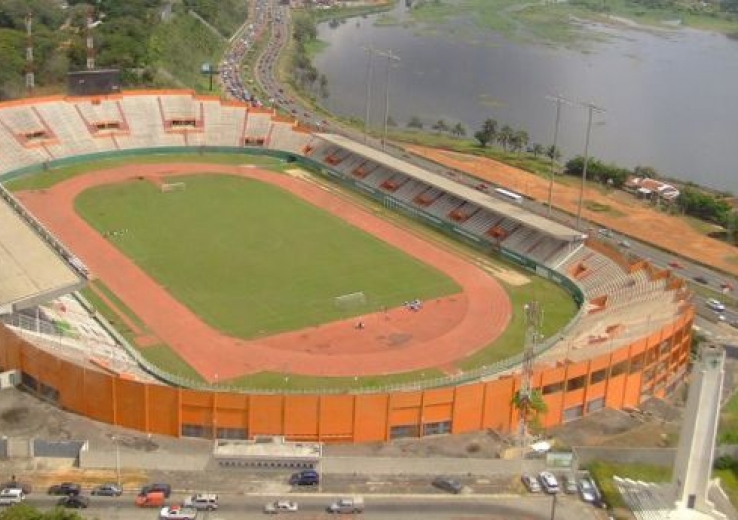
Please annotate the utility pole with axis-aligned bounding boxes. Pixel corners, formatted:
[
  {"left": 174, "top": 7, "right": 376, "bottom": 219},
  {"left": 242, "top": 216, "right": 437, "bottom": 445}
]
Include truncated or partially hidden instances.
[
  {"left": 575, "top": 101, "right": 605, "bottom": 230},
  {"left": 362, "top": 44, "right": 377, "bottom": 144},
  {"left": 518, "top": 301, "right": 542, "bottom": 453},
  {"left": 544, "top": 94, "right": 574, "bottom": 216},
  {"left": 25, "top": 12, "right": 34, "bottom": 96},
  {"left": 377, "top": 49, "right": 400, "bottom": 152}
]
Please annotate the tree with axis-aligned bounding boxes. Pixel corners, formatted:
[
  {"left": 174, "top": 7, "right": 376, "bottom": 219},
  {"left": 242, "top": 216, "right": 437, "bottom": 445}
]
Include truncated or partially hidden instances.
[
  {"left": 497, "top": 125, "right": 514, "bottom": 152},
  {"left": 530, "top": 143, "right": 544, "bottom": 158},
  {"left": 633, "top": 165, "right": 660, "bottom": 179},
  {"left": 451, "top": 122, "right": 466, "bottom": 137},
  {"left": 474, "top": 118, "right": 497, "bottom": 148},
  {"left": 432, "top": 119, "right": 449, "bottom": 134},
  {"left": 545, "top": 145, "right": 562, "bottom": 162},
  {"left": 407, "top": 116, "right": 423, "bottom": 129},
  {"left": 510, "top": 130, "right": 529, "bottom": 154},
  {"left": 511, "top": 389, "right": 548, "bottom": 434}
]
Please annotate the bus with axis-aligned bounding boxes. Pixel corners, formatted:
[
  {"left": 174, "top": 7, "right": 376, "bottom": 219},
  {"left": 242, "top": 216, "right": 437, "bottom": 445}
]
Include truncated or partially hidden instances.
[{"left": 494, "top": 187, "right": 523, "bottom": 204}]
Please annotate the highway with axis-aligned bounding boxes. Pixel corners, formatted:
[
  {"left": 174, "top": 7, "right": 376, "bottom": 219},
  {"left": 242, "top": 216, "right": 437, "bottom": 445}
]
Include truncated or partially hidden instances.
[{"left": 23, "top": 493, "right": 603, "bottom": 520}]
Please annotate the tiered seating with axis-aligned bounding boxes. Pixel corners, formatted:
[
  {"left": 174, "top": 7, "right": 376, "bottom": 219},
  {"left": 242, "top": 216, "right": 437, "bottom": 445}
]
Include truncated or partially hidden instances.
[
  {"left": 159, "top": 94, "right": 199, "bottom": 121},
  {"left": 268, "top": 123, "right": 311, "bottom": 154},
  {"left": 413, "top": 187, "right": 443, "bottom": 206},
  {"left": 74, "top": 98, "right": 125, "bottom": 132},
  {"left": 426, "top": 193, "right": 464, "bottom": 218},
  {"left": 461, "top": 209, "right": 500, "bottom": 235},
  {"left": 448, "top": 202, "right": 478, "bottom": 222},
  {"left": 0, "top": 122, "right": 49, "bottom": 171},
  {"left": 0, "top": 105, "right": 47, "bottom": 136},
  {"left": 35, "top": 103, "right": 103, "bottom": 156},
  {"left": 243, "top": 110, "right": 273, "bottom": 144},
  {"left": 119, "top": 95, "right": 184, "bottom": 148},
  {"left": 379, "top": 174, "right": 408, "bottom": 193}
]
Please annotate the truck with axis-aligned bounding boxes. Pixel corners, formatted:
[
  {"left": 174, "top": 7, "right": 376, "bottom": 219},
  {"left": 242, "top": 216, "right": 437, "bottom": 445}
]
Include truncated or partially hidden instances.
[{"left": 327, "top": 496, "right": 364, "bottom": 514}]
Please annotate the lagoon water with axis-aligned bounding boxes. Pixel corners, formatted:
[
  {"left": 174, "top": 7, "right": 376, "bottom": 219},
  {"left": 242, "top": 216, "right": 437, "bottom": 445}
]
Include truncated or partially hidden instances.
[{"left": 313, "top": 5, "right": 738, "bottom": 193}]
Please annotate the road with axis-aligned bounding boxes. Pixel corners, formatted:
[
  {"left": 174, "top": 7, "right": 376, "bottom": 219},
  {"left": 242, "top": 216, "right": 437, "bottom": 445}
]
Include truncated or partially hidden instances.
[{"left": 24, "top": 493, "right": 603, "bottom": 520}]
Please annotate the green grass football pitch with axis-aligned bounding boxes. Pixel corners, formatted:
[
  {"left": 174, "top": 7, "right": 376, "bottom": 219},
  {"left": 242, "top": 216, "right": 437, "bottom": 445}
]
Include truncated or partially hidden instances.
[{"left": 75, "top": 174, "right": 461, "bottom": 339}]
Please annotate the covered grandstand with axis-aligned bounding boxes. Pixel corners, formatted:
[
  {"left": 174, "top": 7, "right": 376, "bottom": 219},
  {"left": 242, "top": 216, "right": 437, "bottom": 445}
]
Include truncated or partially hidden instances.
[{"left": 0, "top": 91, "right": 693, "bottom": 442}]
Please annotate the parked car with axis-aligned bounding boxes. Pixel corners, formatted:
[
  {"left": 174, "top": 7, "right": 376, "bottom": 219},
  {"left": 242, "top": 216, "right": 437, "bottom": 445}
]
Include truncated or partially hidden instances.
[
  {"left": 562, "top": 474, "right": 578, "bottom": 494},
  {"left": 326, "top": 496, "right": 364, "bottom": 514},
  {"left": 57, "top": 495, "right": 90, "bottom": 509},
  {"left": 706, "top": 298, "right": 726, "bottom": 312},
  {"left": 694, "top": 275, "right": 709, "bottom": 284},
  {"left": 521, "top": 474, "right": 542, "bottom": 493},
  {"left": 0, "top": 488, "right": 25, "bottom": 506},
  {"left": 539, "top": 471, "right": 560, "bottom": 494},
  {"left": 141, "top": 483, "right": 171, "bottom": 498},
  {"left": 618, "top": 239, "right": 631, "bottom": 248},
  {"left": 48, "top": 482, "right": 81, "bottom": 496},
  {"left": 263, "top": 500, "right": 298, "bottom": 514},
  {"left": 91, "top": 483, "right": 122, "bottom": 496},
  {"left": 668, "top": 261, "right": 683, "bottom": 269},
  {"left": 432, "top": 477, "right": 463, "bottom": 494},
  {"left": 289, "top": 469, "right": 319, "bottom": 487},
  {"left": 578, "top": 475, "right": 599, "bottom": 503},
  {"left": 0, "top": 481, "right": 32, "bottom": 495}
]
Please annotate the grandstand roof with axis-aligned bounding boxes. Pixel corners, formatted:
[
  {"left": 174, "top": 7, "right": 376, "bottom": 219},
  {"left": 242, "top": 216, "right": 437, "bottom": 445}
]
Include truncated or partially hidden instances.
[
  {"left": 316, "top": 134, "right": 586, "bottom": 241},
  {"left": 0, "top": 197, "right": 84, "bottom": 312}
]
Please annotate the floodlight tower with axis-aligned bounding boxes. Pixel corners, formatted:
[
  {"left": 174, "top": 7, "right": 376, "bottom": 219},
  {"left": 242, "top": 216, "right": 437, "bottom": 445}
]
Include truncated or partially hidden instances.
[
  {"left": 518, "top": 301, "right": 542, "bottom": 450},
  {"left": 86, "top": 6, "right": 96, "bottom": 70},
  {"left": 25, "top": 12, "right": 35, "bottom": 95}
]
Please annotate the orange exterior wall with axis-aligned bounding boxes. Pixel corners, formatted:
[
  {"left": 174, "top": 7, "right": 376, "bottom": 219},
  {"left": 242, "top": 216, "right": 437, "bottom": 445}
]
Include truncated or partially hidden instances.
[{"left": 0, "top": 307, "right": 693, "bottom": 443}]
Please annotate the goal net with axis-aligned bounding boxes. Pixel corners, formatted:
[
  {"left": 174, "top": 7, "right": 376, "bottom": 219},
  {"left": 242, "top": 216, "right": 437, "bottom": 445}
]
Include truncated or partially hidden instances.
[
  {"left": 334, "top": 291, "right": 367, "bottom": 311},
  {"left": 161, "top": 182, "right": 186, "bottom": 193}
]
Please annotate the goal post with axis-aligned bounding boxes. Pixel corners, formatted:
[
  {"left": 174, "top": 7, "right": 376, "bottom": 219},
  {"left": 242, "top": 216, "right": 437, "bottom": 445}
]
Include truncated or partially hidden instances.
[
  {"left": 160, "top": 181, "right": 186, "bottom": 193},
  {"left": 334, "top": 291, "right": 367, "bottom": 312}
]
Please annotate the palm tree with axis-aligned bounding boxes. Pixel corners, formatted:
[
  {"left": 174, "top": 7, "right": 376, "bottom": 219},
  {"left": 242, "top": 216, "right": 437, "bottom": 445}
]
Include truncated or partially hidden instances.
[
  {"left": 511, "top": 389, "right": 548, "bottom": 435},
  {"left": 474, "top": 118, "right": 498, "bottom": 148},
  {"left": 497, "top": 125, "right": 515, "bottom": 152}
]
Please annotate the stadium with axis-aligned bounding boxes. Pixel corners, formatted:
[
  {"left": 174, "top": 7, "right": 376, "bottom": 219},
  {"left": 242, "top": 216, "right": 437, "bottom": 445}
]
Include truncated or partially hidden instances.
[{"left": 0, "top": 91, "right": 693, "bottom": 443}]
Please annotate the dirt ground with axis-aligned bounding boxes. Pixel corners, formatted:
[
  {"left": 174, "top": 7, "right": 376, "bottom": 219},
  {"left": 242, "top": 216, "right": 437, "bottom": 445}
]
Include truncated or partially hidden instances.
[{"left": 406, "top": 145, "right": 738, "bottom": 277}]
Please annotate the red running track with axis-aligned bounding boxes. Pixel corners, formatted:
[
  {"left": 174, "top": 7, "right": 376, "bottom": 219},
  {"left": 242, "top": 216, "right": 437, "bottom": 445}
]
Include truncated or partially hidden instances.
[{"left": 17, "top": 163, "right": 512, "bottom": 381}]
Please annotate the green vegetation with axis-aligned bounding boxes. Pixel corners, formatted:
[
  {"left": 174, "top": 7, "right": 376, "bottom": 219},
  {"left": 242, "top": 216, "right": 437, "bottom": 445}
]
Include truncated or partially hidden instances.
[
  {"left": 719, "top": 391, "right": 738, "bottom": 444},
  {"left": 714, "top": 456, "right": 738, "bottom": 508},
  {"left": 291, "top": 12, "right": 329, "bottom": 99},
  {"left": 587, "top": 461, "right": 671, "bottom": 509},
  {"left": 4, "top": 153, "right": 287, "bottom": 192},
  {"left": 137, "top": 344, "right": 205, "bottom": 383},
  {"left": 0, "top": 502, "right": 83, "bottom": 520},
  {"left": 75, "top": 174, "right": 460, "bottom": 339}
]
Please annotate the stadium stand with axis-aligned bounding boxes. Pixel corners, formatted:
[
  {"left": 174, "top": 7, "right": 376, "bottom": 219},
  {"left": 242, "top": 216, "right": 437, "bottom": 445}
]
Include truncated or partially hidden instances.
[{"left": 0, "top": 91, "right": 692, "bottom": 443}]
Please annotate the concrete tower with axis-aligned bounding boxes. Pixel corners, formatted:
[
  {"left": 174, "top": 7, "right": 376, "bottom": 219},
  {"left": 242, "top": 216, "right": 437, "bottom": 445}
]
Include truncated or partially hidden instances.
[{"left": 671, "top": 344, "right": 725, "bottom": 516}]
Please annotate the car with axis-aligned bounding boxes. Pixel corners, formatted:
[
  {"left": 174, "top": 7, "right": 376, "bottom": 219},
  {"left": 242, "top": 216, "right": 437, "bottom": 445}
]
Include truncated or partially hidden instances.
[
  {"left": 432, "top": 476, "right": 463, "bottom": 494},
  {"left": 48, "top": 482, "right": 81, "bottom": 496},
  {"left": 0, "top": 488, "right": 25, "bottom": 506},
  {"left": 578, "top": 475, "right": 599, "bottom": 503},
  {"left": 91, "top": 483, "right": 122, "bottom": 496},
  {"left": 183, "top": 493, "right": 219, "bottom": 511},
  {"left": 57, "top": 495, "right": 90, "bottom": 509},
  {"left": 327, "top": 496, "right": 364, "bottom": 514},
  {"left": 694, "top": 275, "right": 709, "bottom": 284},
  {"left": 598, "top": 228, "right": 613, "bottom": 238},
  {"left": 141, "top": 483, "right": 171, "bottom": 498},
  {"left": 538, "top": 471, "right": 560, "bottom": 494},
  {"left": 706, "top": 298, "right": 726, "bottom": 312},
  {"left": 562, "top": 474, "right": 578, "bottom": 494},
  {"left": 263, "top": 500, "right": 298, "bottom": 514},
  {"left": 159, "top": 505, "right": 198, "bottom": 520},
  {"left": 618, "top": 239, "right": 631, "bottom": 248},
  {"left": 668, "top": 261, "right": 683, "bottom": 269},
  {"left": 1, "top": 481, "right": 32, "bottom": 494},
  {"left": 289, "top": 469, "right": 319, "bottom": 486},
  {"left": 521, "top": 474, "right": 541, "bottom": 492}
]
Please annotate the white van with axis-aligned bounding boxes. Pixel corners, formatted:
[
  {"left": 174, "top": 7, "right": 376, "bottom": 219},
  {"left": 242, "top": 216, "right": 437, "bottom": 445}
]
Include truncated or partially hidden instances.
[
  {"left": 183, "top": 493, "right": 219, "bottom": 511},
  {"left": 0, "top": 488, "right": 25, "bottom": 506},
  {"left": 706, "top": 298, "right": 726, "bottom": 312}
]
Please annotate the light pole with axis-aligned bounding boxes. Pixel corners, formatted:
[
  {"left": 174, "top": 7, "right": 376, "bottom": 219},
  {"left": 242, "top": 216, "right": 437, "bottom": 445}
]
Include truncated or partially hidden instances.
[
  {"left": 549, "top": 492, "right": 558, "bottom": 520},
  {"left": 362, "top": 45, "right": 376, "bottom": 144},
  {"left": 575, "top": 101, "right": 605, "bottom": 230},
  {"left": 377, "top": 49, "right": 400, "bottom": 152},
  {"left": 545, "top": 94, "right": 573, "bottom": 216}
]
